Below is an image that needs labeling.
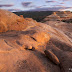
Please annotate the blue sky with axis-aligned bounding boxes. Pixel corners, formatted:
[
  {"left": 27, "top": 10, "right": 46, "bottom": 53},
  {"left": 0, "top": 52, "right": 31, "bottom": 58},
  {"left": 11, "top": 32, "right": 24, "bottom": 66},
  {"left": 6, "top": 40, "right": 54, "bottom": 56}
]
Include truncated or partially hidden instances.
[{"left": 0, "top": 0, "right": 72, "bottom": 12}]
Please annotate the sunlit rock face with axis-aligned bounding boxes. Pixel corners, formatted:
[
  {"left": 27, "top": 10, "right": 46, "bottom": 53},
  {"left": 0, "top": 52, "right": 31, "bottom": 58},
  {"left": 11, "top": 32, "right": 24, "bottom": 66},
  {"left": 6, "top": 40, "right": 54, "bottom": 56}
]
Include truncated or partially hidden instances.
[
  {"left": 0, "top": 9, "right": 39, "bottom": 32},
  {"left": 43, "top": 21, "right": 72, "bottom": 39},
  {"left": 0, "top": 9, "right": 72, "bottom": 72},
  {"left": 42, "top": 11, "right": 72, "bottom": 43},
  {"left": 0, "top": 9, "right": 51, "bottom": 72}
]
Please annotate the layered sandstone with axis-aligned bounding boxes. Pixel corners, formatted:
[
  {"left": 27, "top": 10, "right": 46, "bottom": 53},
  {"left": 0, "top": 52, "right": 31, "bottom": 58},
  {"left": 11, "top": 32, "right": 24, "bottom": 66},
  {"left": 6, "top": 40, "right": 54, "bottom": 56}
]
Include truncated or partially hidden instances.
[
  {"left": 0, "top": 9, "right": 72, "bottom": 72},
  {"left": 0, "top": 9, "right": 39, "bottom": 32}
]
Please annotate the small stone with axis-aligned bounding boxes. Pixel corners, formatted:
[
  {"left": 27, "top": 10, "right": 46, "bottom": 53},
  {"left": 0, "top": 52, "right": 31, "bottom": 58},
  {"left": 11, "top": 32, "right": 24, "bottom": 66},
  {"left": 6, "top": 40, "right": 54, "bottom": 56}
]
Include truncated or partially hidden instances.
[
  {"left": 24, "top": 45, "right": 35, "bottom": 51},
  {"left": 32, "top": 47, "right": 35, "bottom": 51},
  {"left": 44, "top": 50, "right": 60, "bottom": 65},
  {"left": 28, "top": 45, "right": 32, "bottom": 50}
]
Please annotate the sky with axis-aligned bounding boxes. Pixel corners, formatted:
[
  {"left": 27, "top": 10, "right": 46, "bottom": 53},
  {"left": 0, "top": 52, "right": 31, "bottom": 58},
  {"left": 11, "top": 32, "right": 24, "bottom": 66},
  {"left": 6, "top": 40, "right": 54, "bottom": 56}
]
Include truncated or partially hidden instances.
[{"left": 0, "top": 0, "right": 72, "bottom": 12}]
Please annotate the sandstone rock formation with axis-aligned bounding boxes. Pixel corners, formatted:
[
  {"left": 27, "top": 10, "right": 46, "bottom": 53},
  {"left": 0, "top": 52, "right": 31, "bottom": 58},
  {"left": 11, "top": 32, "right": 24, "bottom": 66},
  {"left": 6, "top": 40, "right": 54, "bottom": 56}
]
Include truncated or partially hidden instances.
[
  {"left": 45, "top": 40, "right": 72, "bottom": 72},
  {"left": 42, "top": 12, "right": 72, "bottom": 72},
  {"left": 43, "top": 21, "right": 72, "bottom": 42},
  {"left": 42, "top": 11, "right": 72, "bottom": 22},
  {"left": 0, "top": 9, "right": 39, "bottom": 32},
  {"left": 43, "top": 14, "right": 61, "bottom": 21},
  {"left": 0, "top": 9, "right": 72, "bottom": 72}
]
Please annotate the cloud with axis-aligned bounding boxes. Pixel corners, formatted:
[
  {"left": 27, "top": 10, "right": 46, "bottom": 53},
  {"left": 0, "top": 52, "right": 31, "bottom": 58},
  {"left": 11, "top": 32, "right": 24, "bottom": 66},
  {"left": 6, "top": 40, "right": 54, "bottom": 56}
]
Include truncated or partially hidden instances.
[
  {"left": 61, "top": 0, "right": 71, "bottom": 1},
  {"left": 52, "top": 5, "right": 64, "bottom": 7},
  {"left": 43, "top": 5, "right": 47, "bottom": 6},
  {"left": 0, "top": 4, "right": 14, "bottom": 7},
  {"left": 63, "top": 0, "right": 70, "bottom": 1},
  {"left": 0, "top": 0, "right": 1, "bottom": 1},
  {"left": 46, "top": 0, "right": 57, "bottom": 3},
  {"left": 5, "top": 9, "right": 22, "bottom": 12},
  {"left": 21, "top": 2, "right": 32, "bottom": 7},
  {"left": 60, "top": 2, "right": 64, "bottom": 4},
  {"left": 29, "top": 5, "right": 36, "bottom": 8},
  {"left": 60, "top": 7, "right": 72, "bottom": 11},
  {"left": 28, "top": 7, "right": 72, "bottom": 11},
  {"left": 36, "top": 6, "right": 43, "bottom": 8}
]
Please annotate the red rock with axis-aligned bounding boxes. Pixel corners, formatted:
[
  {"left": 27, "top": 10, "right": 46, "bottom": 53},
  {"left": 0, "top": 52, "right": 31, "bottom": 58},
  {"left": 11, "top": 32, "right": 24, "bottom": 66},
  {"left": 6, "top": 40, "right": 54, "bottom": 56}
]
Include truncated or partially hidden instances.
[
  {"left": 0, "top": 9, "right": 72, "bottom": 72},
  {"left": 44, "top": 50, "right": 60, "bottom": 65},
  {"left": 42, "top": 11, "right": 72, "bottom": 22},
  {"left": 20, "top": 15, "right": 24, "bottom": 18},
  {"left": 0, "top": 9, "right": 39, "bottom": 32}
]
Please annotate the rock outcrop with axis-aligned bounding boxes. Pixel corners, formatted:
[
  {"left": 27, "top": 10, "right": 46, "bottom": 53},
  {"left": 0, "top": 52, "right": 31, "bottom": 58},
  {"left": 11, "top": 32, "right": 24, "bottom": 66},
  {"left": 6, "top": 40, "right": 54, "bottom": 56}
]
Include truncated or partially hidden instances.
[
  {"left": 45, "top": 40, "right": 72, "bottom": 72},
  {"left": 42, "top": 11, "right": 72, "bottom": 22},
  {"left": 43, "top": 14, "right": 61, "bottom": 21},
  {"left": 0, "top": 9, "right": 72, "bottom": 72},
  {"left": 43, "top": 21, "right": 72, "bottom": 42},
  {"left": 42, "top": 11, "right": 72, "bottom": 72},
  {"left": 0, "top": 9, "right": 39, "bottom": 32}
]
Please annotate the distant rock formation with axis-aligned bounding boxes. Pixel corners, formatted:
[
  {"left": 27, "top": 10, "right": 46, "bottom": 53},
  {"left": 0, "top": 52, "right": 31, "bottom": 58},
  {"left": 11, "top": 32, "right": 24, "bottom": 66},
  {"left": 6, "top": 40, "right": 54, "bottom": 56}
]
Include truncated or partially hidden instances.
[
  {"left": 42, "top": 11, "right": 72, "bottom": 22},
  {"left": 55, "top": 11, "right": 71, "bottom": 20},
  {"left": 43, "top": 14, "right": 61, "bottom": 21}
]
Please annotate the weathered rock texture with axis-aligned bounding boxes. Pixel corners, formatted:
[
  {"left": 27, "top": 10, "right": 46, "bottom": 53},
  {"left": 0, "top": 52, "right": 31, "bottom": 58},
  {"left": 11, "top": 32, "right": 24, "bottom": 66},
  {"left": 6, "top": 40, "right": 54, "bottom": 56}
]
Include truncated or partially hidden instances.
[
  {"left": 0, "top": 9, "right": 39, "bottom": 32},
  {"left": 45, "top": 40, "right": 72, "bottom": 72},
  {"left": 0, "top": 9, "right": 72, "bottom": 72}
]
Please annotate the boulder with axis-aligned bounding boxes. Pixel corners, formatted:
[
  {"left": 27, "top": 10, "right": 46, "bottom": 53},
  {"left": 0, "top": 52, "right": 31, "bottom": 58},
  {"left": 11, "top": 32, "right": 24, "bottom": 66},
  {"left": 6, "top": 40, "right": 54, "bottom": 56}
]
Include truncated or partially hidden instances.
[{"left": 44, "top": 50, "right": 60, "bottom": 65}]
